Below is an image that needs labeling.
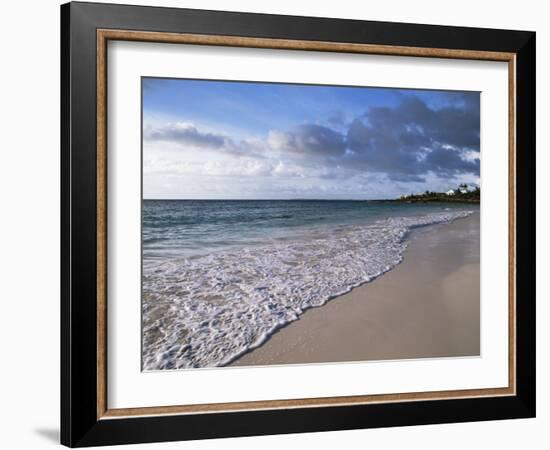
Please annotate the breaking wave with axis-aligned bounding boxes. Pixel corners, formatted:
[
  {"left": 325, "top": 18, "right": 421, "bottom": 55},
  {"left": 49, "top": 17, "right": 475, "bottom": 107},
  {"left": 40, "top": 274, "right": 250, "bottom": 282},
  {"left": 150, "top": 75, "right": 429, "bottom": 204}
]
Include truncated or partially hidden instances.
[{"left": 142, "top": 210, "right": 473, "bottom": 370}]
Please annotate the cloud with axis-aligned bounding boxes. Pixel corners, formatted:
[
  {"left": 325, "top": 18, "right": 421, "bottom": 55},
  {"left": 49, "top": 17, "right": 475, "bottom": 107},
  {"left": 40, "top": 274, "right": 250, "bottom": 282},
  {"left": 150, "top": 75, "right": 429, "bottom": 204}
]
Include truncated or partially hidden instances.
[
  {"left": 342, "top": 94, "right": 479, "bottom": 180},
  {"left": 145, "top": 122, "right": 228, "bottom": 149},
  {"left": 268, "top": 124, "right": 346, "bottom": 158},
  {"left": 424, "top": 144, "right": 480, "bottom": 177},
  {"left": 144, "top": 93, "right": 480, "bottom": 186},
  {"left": 326, "top": 110, "right": 347, "bottom": 128},
  {"left": 396, "top": 95, "right": 480, "bottom": 150},
  {"left": 144, "top": 122, "right": 268, "bottom": 158}
]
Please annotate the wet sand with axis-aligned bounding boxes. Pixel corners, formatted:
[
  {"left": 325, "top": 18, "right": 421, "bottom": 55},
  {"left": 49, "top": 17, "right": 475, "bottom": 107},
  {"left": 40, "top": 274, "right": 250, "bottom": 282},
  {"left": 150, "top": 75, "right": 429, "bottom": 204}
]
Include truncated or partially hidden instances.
[{"left": 232, "top": 212, "right": 480, "bottom": 366}]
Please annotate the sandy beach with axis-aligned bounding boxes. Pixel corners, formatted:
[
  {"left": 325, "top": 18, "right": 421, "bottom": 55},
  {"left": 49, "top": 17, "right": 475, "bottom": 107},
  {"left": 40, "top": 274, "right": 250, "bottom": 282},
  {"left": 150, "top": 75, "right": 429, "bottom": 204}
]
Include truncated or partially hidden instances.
[{"left": 232, "top": 211, "right": 480, "bottom": 367}]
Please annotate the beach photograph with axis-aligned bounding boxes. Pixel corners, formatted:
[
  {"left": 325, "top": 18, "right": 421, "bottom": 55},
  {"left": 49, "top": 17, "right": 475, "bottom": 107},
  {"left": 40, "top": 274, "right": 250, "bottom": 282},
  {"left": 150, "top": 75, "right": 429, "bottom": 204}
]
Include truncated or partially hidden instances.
[{"left": 141, "top": 78, "right": 481, "bottom": 371}]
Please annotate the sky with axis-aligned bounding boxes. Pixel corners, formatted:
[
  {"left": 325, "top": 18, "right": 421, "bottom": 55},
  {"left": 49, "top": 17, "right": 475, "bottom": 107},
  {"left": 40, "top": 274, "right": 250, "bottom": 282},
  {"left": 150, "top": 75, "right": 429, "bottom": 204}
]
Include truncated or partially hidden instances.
[{"left": 142, "top": 77, "right": 480, "bottom": 200}]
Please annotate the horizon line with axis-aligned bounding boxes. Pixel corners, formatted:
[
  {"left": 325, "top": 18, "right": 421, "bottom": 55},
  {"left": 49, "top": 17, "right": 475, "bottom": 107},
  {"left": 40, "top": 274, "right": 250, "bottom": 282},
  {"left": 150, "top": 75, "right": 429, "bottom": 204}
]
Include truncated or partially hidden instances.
[{"left": 143, "top": 198, "right": 395, "bottom": 201}]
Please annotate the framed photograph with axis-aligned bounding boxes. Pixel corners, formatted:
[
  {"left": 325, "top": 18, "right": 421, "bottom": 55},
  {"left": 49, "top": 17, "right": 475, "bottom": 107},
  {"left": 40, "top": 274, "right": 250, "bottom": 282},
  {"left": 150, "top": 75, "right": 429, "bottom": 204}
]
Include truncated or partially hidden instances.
[{"left": 61, "top": 2, "right": 536, "bottom": 447}]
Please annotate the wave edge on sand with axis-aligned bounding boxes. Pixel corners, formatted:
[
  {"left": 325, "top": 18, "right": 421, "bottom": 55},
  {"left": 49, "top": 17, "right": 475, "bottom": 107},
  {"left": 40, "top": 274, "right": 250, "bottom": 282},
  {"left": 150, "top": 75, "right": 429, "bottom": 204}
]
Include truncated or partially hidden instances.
[{"left": 142, "top": 210, "right": 474, "bottom": 370}]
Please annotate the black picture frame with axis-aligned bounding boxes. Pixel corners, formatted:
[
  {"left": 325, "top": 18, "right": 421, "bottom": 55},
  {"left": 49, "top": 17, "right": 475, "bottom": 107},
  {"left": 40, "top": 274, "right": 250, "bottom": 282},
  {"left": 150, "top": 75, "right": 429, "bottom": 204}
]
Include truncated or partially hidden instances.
[{"left": 61, "top": 1, "right": 535, "bottom": 447}]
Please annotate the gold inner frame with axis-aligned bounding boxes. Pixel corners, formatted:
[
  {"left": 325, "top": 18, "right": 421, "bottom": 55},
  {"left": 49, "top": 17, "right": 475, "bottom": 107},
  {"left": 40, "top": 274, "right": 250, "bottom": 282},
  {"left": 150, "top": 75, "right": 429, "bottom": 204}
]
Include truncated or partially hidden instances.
[{"left": 96, "top": 29, "right": 517, "bottom": 420}]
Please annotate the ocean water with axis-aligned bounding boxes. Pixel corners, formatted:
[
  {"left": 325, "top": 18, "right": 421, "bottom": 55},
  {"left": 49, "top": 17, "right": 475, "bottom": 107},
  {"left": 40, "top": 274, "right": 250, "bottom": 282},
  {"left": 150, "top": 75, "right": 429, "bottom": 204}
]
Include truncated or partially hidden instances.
[{"left": 142, "top": 200, "right": 477, "bottom": 370}]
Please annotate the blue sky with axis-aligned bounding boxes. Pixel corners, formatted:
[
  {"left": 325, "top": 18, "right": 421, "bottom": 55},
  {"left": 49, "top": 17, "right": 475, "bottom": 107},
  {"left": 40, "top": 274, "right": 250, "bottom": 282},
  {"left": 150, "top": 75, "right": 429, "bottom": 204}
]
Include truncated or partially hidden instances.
[{"left": 142, "top": 77, "right": 480, "bottom": 199}]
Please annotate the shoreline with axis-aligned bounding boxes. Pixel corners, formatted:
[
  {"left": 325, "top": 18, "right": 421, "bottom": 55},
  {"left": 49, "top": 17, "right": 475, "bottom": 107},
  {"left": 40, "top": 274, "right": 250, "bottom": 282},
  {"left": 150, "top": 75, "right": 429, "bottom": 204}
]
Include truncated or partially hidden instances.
[{"left": 231, "top": 212, "right": 480, "bottom": 367}]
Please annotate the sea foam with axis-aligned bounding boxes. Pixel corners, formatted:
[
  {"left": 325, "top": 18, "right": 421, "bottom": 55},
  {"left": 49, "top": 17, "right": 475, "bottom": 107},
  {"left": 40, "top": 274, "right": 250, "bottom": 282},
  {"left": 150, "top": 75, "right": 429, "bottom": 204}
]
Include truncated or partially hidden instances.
[{"left": 142, "top": 210, "right": 473, "bottom": 370}]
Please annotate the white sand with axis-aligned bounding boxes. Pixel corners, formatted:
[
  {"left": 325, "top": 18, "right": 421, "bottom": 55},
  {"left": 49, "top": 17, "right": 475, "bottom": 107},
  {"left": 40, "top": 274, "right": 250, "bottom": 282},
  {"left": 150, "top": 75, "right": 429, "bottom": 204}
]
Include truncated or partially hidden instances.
[{"left": 232, "top": 212, "right": 480, "bottom": 366}]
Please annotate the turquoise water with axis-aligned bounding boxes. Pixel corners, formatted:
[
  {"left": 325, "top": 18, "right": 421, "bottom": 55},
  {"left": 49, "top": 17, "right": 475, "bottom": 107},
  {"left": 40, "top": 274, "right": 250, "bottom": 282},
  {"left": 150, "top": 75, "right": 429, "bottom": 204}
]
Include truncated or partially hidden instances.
[
  {"left": 142, "top": 200, "right": 477, "bottom": 261},
  {"left": 142, "top": 200, "right": 478, "bottom": 370}
]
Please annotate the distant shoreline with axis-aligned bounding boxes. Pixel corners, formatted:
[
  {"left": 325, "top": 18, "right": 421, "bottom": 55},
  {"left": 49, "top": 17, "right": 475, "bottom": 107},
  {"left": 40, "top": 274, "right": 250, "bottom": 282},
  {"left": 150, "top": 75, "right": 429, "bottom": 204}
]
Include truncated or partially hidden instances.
[
  {"left": 142, "top": 198, "right": 480, "bottom": 203},
  {"left": 381, "top": 197, "right": 480, "bottom": 204}
]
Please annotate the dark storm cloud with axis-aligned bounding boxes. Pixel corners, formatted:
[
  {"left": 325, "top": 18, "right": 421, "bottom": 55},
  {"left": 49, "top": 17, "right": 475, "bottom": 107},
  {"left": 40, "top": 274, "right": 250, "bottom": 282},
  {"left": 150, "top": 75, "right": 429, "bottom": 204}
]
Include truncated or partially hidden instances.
[
  {"left": 326, "top": 110, "right": 347, "bottom": 128},
  {"left": 355, "top": 95, "right": 480, "bottom": 151},
  {"left": 276, "top": 93, "right": 480, "bottom": 182},
  {"left": 345, "top": 117, "right": 429, "bottom": 181},
  {"left": 424, "top": 145, "right": 480, "bottom": 177},
  {"left": 342, "top": 94, "right": 480, "bottom": 180},
  {"left": 269, "top": 124, "right": 347, "bottom": 157}
]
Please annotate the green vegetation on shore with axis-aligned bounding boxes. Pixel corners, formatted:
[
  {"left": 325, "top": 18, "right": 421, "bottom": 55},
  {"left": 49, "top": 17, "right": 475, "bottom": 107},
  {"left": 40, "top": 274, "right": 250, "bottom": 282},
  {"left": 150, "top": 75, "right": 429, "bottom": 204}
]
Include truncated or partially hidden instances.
[{"left": 397, "top": 184, "right": 480, "bottom": 204}]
